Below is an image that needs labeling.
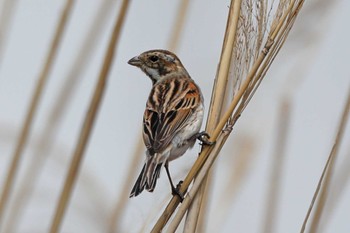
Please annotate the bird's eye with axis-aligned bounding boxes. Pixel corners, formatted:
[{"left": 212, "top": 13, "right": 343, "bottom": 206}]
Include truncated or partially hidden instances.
[{"left": 149, "top": 55, "right": 159, "bottom": 62}]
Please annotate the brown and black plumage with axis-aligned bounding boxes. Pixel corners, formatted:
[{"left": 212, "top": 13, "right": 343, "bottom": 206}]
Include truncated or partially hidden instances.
[{"left": 128, "top": 50, "right": 211, "bottom": 199}]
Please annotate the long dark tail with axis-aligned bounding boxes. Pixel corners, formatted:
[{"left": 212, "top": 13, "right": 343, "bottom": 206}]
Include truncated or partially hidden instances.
[{"left": 129, "top": 158, "right": 162, "bottom": 197}]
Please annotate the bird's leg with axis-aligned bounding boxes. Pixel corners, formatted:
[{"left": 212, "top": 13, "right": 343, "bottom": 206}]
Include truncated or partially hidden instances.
[
  {"left": 164, "top": 162, "right": 185, "bottom": 202},
  {"left": 193, "top": 131, "right": 215, "bottom": 146}
]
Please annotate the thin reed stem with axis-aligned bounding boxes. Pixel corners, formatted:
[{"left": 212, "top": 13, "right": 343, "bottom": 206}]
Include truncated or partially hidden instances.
[
  {"left": 211, "top": 137, "right": 255, "bottom": 232},
  {"left": 167, "top": 0, "right": 190, "bottom": 52},
  {"left": 107, "top": 134, "right": 144, "bottom": 233},
  {"left": 309, "top": 96, "right": 350, "bottom": 233},
  {"left": 49, "top": 1, "right": 130, "bottom": 232},
  {"left": 0, "top": 0, "right": 75, "bottom": 227},
  {"left": 319, "top": 146, "right": 350, "bottom": 230},
  {"left": 262, "top": 100, "right": 290, "bottom": 233},
  {"left": 0, "top": 0, "right": 18, "bottom": 66},
  {"left": 3, "top": 1, "right": 116, "bottom": 231},
  {"left": 300, "top": 85, "right": 350, "bottom": 233},
  {"left": 166, "top": 134, "right": 229, "bottom": 233}
]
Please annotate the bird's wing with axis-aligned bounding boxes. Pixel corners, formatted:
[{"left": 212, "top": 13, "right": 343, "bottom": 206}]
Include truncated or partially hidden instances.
[{"left": 143, "top": 77, "right": 202, "bottom": 154}]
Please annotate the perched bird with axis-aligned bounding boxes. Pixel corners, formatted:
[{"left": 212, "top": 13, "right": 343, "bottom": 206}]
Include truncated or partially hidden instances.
[{"left": 128, "top": 49, "right": 212, "bottom": 200}]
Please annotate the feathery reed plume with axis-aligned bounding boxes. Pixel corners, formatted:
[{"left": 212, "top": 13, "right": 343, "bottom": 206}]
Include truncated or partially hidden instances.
[
  {"left": 3, "top": 1, "right": 117, "bottom": 231},
  {"left": 49, "top": 1, "right": 130, "bottom": 232},
  {"left": 300, "top": 86, "right": 350, "bottom": 233},
  {"left": 0, "top": 0, "right": 75, "bottom": 227},
  {"left": 152, "top": 0, "right": 306, "bottom": 231}
]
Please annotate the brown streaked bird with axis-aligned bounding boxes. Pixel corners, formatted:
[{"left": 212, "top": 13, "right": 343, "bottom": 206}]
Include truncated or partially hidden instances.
[{"left": 128, "top": 49, "right": 212, "bottom": 200}]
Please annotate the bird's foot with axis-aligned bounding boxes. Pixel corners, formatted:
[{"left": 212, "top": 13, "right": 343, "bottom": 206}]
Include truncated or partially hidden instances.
[
  {"left": 172, "top": 180, "right": 185, "bottom": 202},
  {"left": 196, "top": 131, "right": 215, "bottom": 146}
]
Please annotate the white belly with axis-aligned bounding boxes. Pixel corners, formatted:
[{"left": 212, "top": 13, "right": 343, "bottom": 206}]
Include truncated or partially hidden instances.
[{"left": 168, "top": 105, "right": 204, "bottom": 161}]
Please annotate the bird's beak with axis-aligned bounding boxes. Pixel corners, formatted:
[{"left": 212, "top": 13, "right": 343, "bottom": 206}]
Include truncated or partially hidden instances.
[{"left": 128, "top": 56, "right": 142, "bottom": 67}]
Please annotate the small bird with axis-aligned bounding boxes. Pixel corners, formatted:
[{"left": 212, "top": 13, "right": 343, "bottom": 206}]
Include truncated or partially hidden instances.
[{"left": 128, "top": 49, "right": 212, "bottom": 200}]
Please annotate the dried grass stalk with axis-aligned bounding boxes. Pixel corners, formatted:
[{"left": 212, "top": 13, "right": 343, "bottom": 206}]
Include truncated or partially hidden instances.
[
  {"left": 107, "top": 134, "right": 144, "bottom": 233},
  {"left": 167, "top": 0, "right": 190, "bottom": 52},
  {"left": 300, "top": 86, "right": 350, "bottom": 233},
  {"left": 192, "top": 0, "right": 270, "bottom": 230},
  {"left": 193, "top": 0, "right": 270, "bottom": 229},
  {"left": 262, "top": 100, "right": 290, "bottom": 233},
  {"left": 308, "top": 95, "right": 350, "bottom": 233},
  {"left": 3, "top": 1, "right": 116, "bottom": 231},
  {"left": 319, "top": 145, "right": 350, "bottom": 230},
  {"left": 0, "top": 0, "right": 18, "bottom": 65},
  {"left": 166, "top": 133, "right": 229, "bottom": 233},
  {"left": 49, "top": 1, "right": 130, "bottom": 232},
  {"left": 0, "top": 0, "right": 75, "bottom": 227},
  {"left": 183, "top": 0, "right": 242, "bottom": 231},
  {"left": 210, "top": 137, "right": 256, "bottom": 232}
]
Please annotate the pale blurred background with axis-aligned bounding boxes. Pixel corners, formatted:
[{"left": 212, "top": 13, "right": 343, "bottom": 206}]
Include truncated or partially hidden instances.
[{"left": 0, "top": 0, "right": 349, "bottom": 232}]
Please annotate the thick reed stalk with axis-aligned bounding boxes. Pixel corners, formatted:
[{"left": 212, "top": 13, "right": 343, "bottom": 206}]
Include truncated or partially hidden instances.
[
  {"left": 183, "top": 0, "right": 242, "bottom": 231},
  {"left": 0, "top": 0, "right": 75, "bottom": 227},
  {"left": 49, "top": 1, "right": 130, "bottom": 232},
  {"left": 166, "top": 134, "right": 228, "bottom": 233}
]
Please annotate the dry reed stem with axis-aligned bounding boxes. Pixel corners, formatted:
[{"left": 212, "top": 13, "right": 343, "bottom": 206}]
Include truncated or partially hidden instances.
[
  {"left": 1, "top": 125, "right": 110, "bottom": 229},
  {"left": 262, "top": 100, "right": 290, "bottom": 233},
  {"left": 193, "top": 172, "right": 211, "bottom": 233},
  {"left": 151, "top": 0, "right": 306, "bottom": 231},
  {"left": 194, "top": 0, "right": 269, "bottom": 229},
  {"left": 0, "top": 0, "right": 75, "bottom": 227},
  {"left": 319, "top": 146, "right": 350, "bottom": 231},
  {"left": 309, "top": 154, "right": 337, "bottom": 231},
  {"left": 300, "top": 86, "right": 350, "bottom": 233},
  {"left": 211, "top": 137, "right": 255, "bottom": 232},
  {"left": 3, "top": 1, "right": 116, "bottom": 231},
  {"left": 49, "top": 1, "right": 130, "bottom": 232},
  {"left": 166, "top": 133, "right": 228, "bottom": 233},
  {"left": 107, "top": 134, "right": 144, "bottom": 233},
  {"left": 184, "top": 0, "right": 242, "bottom": 231},
  {"left": 309, "top": 96, "right": 350, "bottom": 232},
  {"left": 167, "top": 0, "right": 190, "bottom": 52},
  {"left": 205, "top": 0, "right": 241, "bottom": 126},
  {"left": 0, "top": 0, "right": 18, "bottom": 66}
]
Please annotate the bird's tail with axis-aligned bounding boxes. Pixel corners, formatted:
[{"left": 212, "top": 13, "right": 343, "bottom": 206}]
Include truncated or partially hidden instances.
[{"left": 129, "top": 156, "right": 162, "bottom": 198}]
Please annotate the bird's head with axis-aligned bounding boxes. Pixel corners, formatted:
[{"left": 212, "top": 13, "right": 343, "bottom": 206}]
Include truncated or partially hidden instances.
[{"left": 128, "top": 49, "right": 189, "bottom": 84}]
